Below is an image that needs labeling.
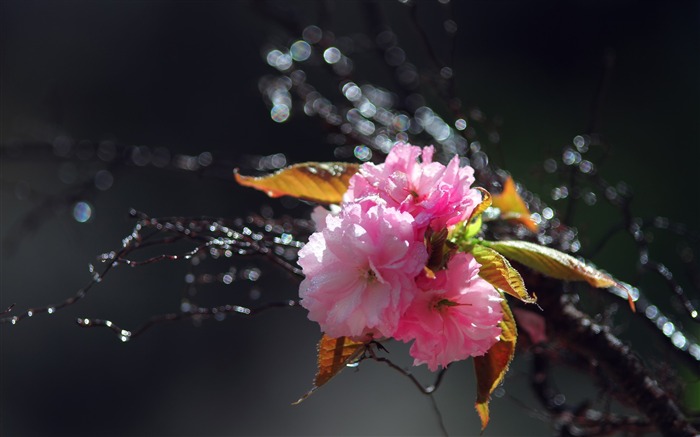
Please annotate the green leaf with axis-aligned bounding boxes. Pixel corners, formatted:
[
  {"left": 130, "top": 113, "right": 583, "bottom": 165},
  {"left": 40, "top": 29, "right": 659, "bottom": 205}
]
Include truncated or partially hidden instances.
[
  {"left": 487, "top": 240, "right": 616, "bottom": 287},
  {"left": 470, "top": 244, "right": 536, "bottom": 304},
  {"left": 450, "top": 187, "right": 492, "bottom": 243},
  {"left": 464, "top": 187, "right": 492, "bottom": 239},
  {"left": 487, "top": 240, "right": 635, "bottom": 311},
  {"left": 293, "top": 335, "right": 367, "bottom": 405},
  {"left": 474, "top": 298, "right": 517, "bottom": 430},
  {"left": 234, "top": 162, "right": 359, "bottom": 204}
]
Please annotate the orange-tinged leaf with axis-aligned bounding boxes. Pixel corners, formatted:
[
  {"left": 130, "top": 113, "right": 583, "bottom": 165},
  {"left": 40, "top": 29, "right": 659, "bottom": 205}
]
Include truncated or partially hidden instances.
[
  {"left": 471, "top": 244, "right": 536, "bottom": 304},
  {"left": 474, "top": 299, "right": 517, "bottom": 430},
  {"left": 491, "top": 176, "right": 538, "bottom": 233},
  {"left": 293, "top": 335, "right": 367, "bottom": 404},
  {"left": 234, "top": 162, "right": 360, "bottom": 204},
  {"left": 467, "top": 187, "right": 492, "bottom": 224}
]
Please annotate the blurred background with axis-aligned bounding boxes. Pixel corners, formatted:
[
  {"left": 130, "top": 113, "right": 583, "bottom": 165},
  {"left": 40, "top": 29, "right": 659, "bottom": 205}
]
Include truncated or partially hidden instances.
[{"left": 1, "top": 1, "right": 698, "bottom": 435}]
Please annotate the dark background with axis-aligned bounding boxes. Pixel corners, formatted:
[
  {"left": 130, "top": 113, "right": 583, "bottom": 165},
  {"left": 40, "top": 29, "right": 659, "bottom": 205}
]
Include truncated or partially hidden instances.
[{"left": 1, "top": 1, "right": 698, "bottom": 435}]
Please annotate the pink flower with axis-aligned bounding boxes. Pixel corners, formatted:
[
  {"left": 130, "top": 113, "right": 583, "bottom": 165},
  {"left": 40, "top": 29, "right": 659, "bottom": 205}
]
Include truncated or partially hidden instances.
[
  {"left": 310, "top": 205, "right": 340, "bottom": 232},
  {"left": 345, "top": 143, "right": 481, "bottom": 231},
  {"left": 298, "top": 199, "right": 428, "bottom": 339},
  {"left": 394, "top": 252, "right": 503, "bottom": 371}
]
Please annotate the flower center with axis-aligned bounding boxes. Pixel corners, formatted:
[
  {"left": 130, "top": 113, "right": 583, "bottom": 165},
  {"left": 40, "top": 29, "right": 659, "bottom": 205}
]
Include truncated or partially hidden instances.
[{"left": 431, "top": 298, "right": 469, "bottom": 313}]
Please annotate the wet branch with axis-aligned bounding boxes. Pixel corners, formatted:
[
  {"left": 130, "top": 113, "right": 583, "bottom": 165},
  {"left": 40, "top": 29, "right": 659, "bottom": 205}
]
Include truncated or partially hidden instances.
[{"left": 537, "top": 288, "right": 699, "bottom": 437}]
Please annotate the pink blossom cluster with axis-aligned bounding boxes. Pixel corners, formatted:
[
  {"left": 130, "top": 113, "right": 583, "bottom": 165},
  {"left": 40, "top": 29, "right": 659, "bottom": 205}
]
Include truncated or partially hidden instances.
[{"left": 298, "top": 143, "right": 503, "bottom": 370}]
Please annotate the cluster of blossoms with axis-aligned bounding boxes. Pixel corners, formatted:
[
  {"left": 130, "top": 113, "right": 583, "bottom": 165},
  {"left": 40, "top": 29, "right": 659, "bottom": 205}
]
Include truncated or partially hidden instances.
[{"left": 298, "top": 143, "right": 504, "bottom": 370}]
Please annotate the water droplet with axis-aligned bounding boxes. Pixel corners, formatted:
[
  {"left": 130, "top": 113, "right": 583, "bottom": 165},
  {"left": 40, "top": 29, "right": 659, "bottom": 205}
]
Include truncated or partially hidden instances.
[
  {"left": 689, "top": 343, "right": 700, "bottom": 360},
  {"left": 73, "top": 202, "right": 93, "bottom": 223},
  {"left": 454, "top": 118, "right": 467, "bottom": 130},
  {"left": 270, "top": 103, "right": 290, "bottom": 123},
  {"left": 671, "top": 331, "right": 687, "bottom": 349},
  {"left": 358, "top": 100, "right": 376, "bottom": 118},
  {"left": 440, "top": 66, "right": 453, "bottom": 79},
  {"left": 94, "top": 169, "right": 114, "bottom": 191},
  {"left": 342, "top": 82, "right": 362, "bottom": 101},
  {"left": 415, "top": 106, "right": 434, "bottom": 127},
  {"left": 662, "top": 321, "right": 675, "bottom": 336},
  {"left": 384, "top": 46, "right": 405, "bottom": 66},
  {"left": 471, "top": 151, "right": 488, "bottom": 169},
  {"left": 579, "top": 160, "right": 594, "bottom": 174},
  {"left": 47, "top": 307, "right": 55, "bottom": 314},
  {"left": 131, "top": 146, "right": 151, "bottom": 166},
  {"left": 583, "top": 192, "right": 597, "bottom": 205},
  {"left": 397, "top": 64, "right": 419, "bottom": 87},
  {"left": 323, "top": 47, "right": 341, "bottom": 64},
  {"left": 290, "top": 40, "right": 311, "bottom": 61},
  {"left": 553, "top": 394, "right": 566, "bottom": 406},
  {"left": 551, "top": 186, "right": 569, "bottom": 200},
  {"left": 570, "top": 240, "right": 581, "bottom": 252},
  {"left": 280, "top": 233, "right": 293, "bottom": 245},
  {"left": 616, "top": 181, "right": 631, "bottom": 197},
  {"left": 355, "top": 119, "right": 375, "bottom": 136},
  {"left": 353, "top": 145, "right": 372, "bottom": 161},
  {"left": 543, "top": 158, "right": 557, "bottom": 173},
  {"left": 605, "top": 186, "right": 618, "bottom": 201},
  {"left": 302, "top": 25, "right": 322, "bottom": 44},
  {"left": 198, "top": 152, "right": 213, "bottom": 167},
  {"left": 11, "top": 316, "right": 18, "bottom": 325},
  {"left": 391, "top": 114, "right": 410, "bottom": 132},
  {"left": 562, "top": 148, "right": 580, "bottom": 165},
  {"left": 241, "top": 268, "right": 261, "bottom": 281},
  {"left": 97, "top": 140, "right": 117, "bottom": 162},
  {"left": 573, "top": 135, "right": 588, "bottom": 152},
  {"left": 542, "top": 207, "right": 554, "bottom": 220}
]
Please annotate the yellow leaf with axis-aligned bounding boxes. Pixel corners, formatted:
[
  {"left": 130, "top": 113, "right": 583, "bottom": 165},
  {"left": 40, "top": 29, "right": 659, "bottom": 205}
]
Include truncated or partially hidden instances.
[
  {"left": 234, "top": 162, "right": 360, "bottom": 204},
  {"left": 474, "top": 299, "right": 517, "bottom": 430},
  {"left": 293, "top": 335, "right": 367, "bottom": 404},
  {"left": 491, "top": 176, "right": 538, "bottom": 233},
  {"left": 471, "top": 244, "right": 536, "bottom": 304}
]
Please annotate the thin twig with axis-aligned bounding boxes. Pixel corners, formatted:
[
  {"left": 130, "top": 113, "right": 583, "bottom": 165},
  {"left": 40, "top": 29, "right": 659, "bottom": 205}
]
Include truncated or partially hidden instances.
[{"left": 76, "top": 300, "right": 300, "bottom": 341}]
